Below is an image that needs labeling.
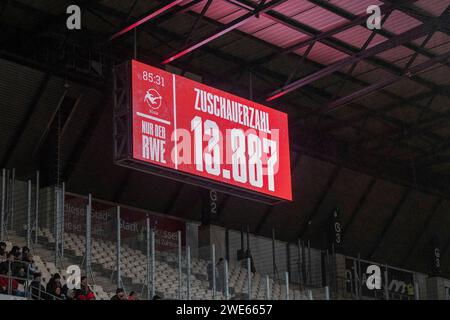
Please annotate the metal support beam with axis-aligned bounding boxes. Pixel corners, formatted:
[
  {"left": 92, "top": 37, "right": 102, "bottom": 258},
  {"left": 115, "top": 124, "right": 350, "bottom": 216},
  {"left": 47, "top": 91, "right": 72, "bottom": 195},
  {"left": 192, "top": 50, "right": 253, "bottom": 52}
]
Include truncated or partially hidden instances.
[
  {"left": 353, "top": 93, "right": 450, "bottom": 149},
  {"left": 414, "top": 138, "right": 450, "bottom": 168},
  {"left": 31, "top": 90, "right": 69, "bottom": 158},
  {"left": 162, "top": 0, "right": 288, "bottom": 64},
  {"left": 266, "top": 14, "right": 448, "bottom": 101},
  {"left": 164, "top": 183, "right": 184, "bottom": 213},
  {"left": 116, "top": 206, "right": 121, "bottom": 289},
  {"left": 0, "top": 169, "right": 4, "bottom": 240},
  {"left": 62, "top": 96, "right": 107, "bottom": 181},
  {"left": 9, "top": 0, "right": 444, "bottom": 154},
  {"left": 6, "top": 0, "right": 450, "bottom": 200},
  {"left": 326, "top": 51, "right": 450, "bottom": 112},
  {"left": 183, "top": 0, "right": 214, "bottom": 47},
  {"left": 368, "top": 188, "right": 411, "bottom": 259},
  {"left": 298, "top": 165, "right": 341, "bottom": 239},
  {"left": 229, "top": 0, "right": 450, "bottom": 105},
  {"left": 279, "top": 3, "right": 392, "bottom": 55},
  {"left": 177, "top": 230, "right": 182, "bottom": 300},
  {"left": 416, "top": 155, "right": 450, "bottom": 170},
  {"left": 342, "top": 178, "right": 377, "bottom": 238},
  {"left": 145, "top": 216, "right": 150, "bottom": 299},
  {"left": 112, "top": 172, "right": 133, "bottom": 202},
  {"left": 256, "top": 154, "right": 301, "bottom": 234},
  {"left": 9, "top": 169, "right": 15, "bottom": 232},
  {"left": 86, "top": 194, "right": 92, "bottom": 279},
  {"left": 34, "top": 171, "right": 39, "bottom": 244},
  {"left": 109, "top": 0, "right": 185, "bottom": 41},
  {"left": 1, "top": 73, "right": 50, "bottom": 167},
  {"left": 400, "top": 197, "right": 444, "bottom": 266},
  {"left": 308, "top": 0, "right": 449, "bottom": 65},
  {"left": 186, "top": 246, "right": 191, "bottom": 300},
  {"left": 2, "top": 0, "right": 100, "bottom": 47},
  {"left": 27, "top": 180, "right": 31, "bottom": 249}
]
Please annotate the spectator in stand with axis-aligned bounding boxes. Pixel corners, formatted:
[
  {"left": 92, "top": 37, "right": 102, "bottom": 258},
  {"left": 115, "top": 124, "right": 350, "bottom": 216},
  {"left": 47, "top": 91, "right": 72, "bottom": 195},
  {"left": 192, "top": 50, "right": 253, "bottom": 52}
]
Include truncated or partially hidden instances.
[
  {"left": 53, "top": 286, "right": 63, "bottom": 300},
  {"left": 30, "top": 272, "right": 46, "bottom": 300},
  {"left": 0, "top": 267, "right": 19, "bottom": 295},
  {"left": 23, "top": 254, "right": 37, "bottom": 278},
  {"left": 21, "top": 247, "right": 31, "bottom": 262},
  {"left": 46, "top": 273, "right": 62, "bottom": 299},
  {"left": 14, "top": 266, "right": 27, "bottom": 285},
  {"left": 128, "top": 291, "right": 138, "bottom": 300},
  {"left": 13, "top": 266, "right": 28, "bottom": 297},
  {"left": 0, "top": 253, "right": 15, "bottom": 274},
  {"left": 0, "top": 242, "right": 6, "bottom": 259},
  {"left": 10, "top": 246, "right": 21, "bottom": 259},
  {"left": 152, "top": 295, "right": 162, "bottom": 300},
  {"left": 11, "top": 248, "right": 25, "bottom": 274},
  {"left": 111, "top": 288, "right": 127, "bottom": 300},
  {"left": 0, "top": 269, "right": 7, "bottom": 294},
  {"left": 61, "top": 283, "right": 73, "bottom": 300},
  {"left": 73, "top": 276, "right": 96, "bottom": 300}
]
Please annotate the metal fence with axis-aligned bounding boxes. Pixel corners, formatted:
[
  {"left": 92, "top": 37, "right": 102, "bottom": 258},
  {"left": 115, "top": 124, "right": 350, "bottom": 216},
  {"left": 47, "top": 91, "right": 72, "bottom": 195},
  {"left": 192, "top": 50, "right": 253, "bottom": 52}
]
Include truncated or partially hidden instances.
[{"left": 0, "top": 169, "right": 427, "bottom": 300}]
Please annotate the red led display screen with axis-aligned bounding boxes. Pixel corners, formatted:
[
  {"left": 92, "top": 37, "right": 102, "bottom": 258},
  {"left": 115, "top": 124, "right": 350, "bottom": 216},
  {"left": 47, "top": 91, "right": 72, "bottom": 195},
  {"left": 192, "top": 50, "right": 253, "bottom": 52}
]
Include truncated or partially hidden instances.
[{"left": 121, "top": 60, "right": 291, "bottom": 202}]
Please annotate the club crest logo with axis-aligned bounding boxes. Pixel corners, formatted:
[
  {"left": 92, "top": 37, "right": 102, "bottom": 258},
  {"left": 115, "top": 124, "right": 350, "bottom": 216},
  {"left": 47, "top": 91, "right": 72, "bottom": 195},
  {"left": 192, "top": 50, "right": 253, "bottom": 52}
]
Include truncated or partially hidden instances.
[{"left": 144, "top": 88, "right": 162, "bottom": 110}]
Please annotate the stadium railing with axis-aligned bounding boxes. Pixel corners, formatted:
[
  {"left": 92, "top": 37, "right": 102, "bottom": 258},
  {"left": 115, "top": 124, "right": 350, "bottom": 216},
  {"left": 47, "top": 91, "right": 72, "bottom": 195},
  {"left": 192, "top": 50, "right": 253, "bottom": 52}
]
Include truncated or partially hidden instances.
[{"left": 0, "top": 169, "right": 429, "bottom": 300}]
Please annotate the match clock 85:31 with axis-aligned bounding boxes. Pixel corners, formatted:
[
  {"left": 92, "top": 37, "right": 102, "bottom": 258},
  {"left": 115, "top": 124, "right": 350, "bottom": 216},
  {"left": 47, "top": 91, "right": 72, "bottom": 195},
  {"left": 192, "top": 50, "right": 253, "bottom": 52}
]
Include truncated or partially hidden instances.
[{"left": 142, "top": 71, "right": 166, "bottom": 87}]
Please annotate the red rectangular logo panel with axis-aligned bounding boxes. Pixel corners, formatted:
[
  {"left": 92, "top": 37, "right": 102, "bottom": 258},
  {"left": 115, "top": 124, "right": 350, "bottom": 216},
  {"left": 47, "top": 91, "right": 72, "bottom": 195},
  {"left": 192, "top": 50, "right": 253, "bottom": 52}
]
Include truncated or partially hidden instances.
[{"left": 131, "top": 60, "right": 292, "bottom": 201}]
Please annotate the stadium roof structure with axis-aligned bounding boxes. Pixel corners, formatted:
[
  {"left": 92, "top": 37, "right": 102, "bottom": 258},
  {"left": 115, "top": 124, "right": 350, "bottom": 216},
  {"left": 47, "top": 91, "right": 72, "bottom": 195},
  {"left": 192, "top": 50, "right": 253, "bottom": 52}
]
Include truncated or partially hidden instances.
[{"left": 0, "top": 0, "right": 449, "bottom": 275}]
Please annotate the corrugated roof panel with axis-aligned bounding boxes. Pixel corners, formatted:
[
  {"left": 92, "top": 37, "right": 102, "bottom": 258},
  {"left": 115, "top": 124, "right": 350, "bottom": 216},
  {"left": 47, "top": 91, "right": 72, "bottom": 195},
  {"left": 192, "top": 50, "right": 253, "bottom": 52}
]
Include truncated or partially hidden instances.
[
  {"left": 341, "top": 60, "right": 377, "bottom": 76},
  {"left": 413, "top": 32, "right": 450, "bottom": 48},
  {"left": 237, "top": 15, "right": 275, "bottom": 34},
  {"left": 373, "top": 190, "right": 437, "bottom": 264},
  {"left": 60, "top": 89, "right": 103, "bottom": 169},
  {"left": 428, "top": 41, "right": 450, "bottom": 55},
  {"left": 295, "top": 41, "right": 349, "bottom": 65},
  {"left": 355, "top": 68, "right": 393, "bottom": 83},
  {"left": 252, "top": 22, "right": 308, "bottom": 48},
  {"left": 1, "top": 3, "right": 43, "bottom": 30},
  {"left": 212, "top": 0, "right": 315, "bottom": 24},
  {"left": 333, "top": 26, "right": 388, "bottom": 49},
  {"left": 291, "top": 5, "right": 348, "bottom": 31},
  {"left": 263, "top": 55, "right": 317, "bottom": 79},
  {"left": 0, "top": 59, "right": 44, "bottom": 163},
  {"left": 383, "top": 9, "right": 423, "bottom": 35},
  {"left": 418, "top": 65, "right": 450, "bottom": 85},
  {"left": 179, "top": 0, "right": 196, "bottom": 6},
  {"left": 384, "top": 78, "right": 429, "bottom": 98},
  {"left": 344, "top": 180, "right": 405, "bottom": 257},
  {"left": 82, "top": 9, "right": 120, "bottom": 34},
  {"left": 159, "top": 14, "right": 215, "bottom": 40},
  {"left": 10, "top": 76, "right": 66, "bottom": 167},
  {"left": 269, "top": 0, "right": 315, "bottom": 16},
  {"left": 217, "top": 37, "right": 275, "bottom": 61},
  {"left": 375, "top": 46, "right": 415, "bottom": 63},
  {"left": 351, "top": 91, "right": 396, "bottom": 111},
  {"left": 390, "top": 53, "right": 430, "bottom": 69},
  {"left": 427, "top": 95, "right": 450, "bottom": 113},
  {"left": 433, "top": 124, "right": 450, "bottom": 137},
  {"left": 386, "top": 105, "right": 421, "bottom": 124},
  {"left": 190, "top": 0, "right": 244, "bottom": 22},
  {"left": 415, "top": 0, "right": 450, "bottom": 17},
  {"left": 16, "top": 0, "right": 70, "bottom": 15},
  {"left": 329, "top": 0, "right": 382, "bottom": 15},
  {"left": 217, "top": 8, "right": 249, "bottom": 24},
  {"left": 104, "top": 0, "right": 161, "bottom": 17}
]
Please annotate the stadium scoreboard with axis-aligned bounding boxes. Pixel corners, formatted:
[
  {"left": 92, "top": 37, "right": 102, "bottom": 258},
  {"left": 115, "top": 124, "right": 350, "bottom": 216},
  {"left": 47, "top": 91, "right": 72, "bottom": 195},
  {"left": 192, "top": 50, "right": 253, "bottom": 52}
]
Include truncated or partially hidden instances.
[{"left": 113, "top": 60, "right": 292, "bottom": 203}]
